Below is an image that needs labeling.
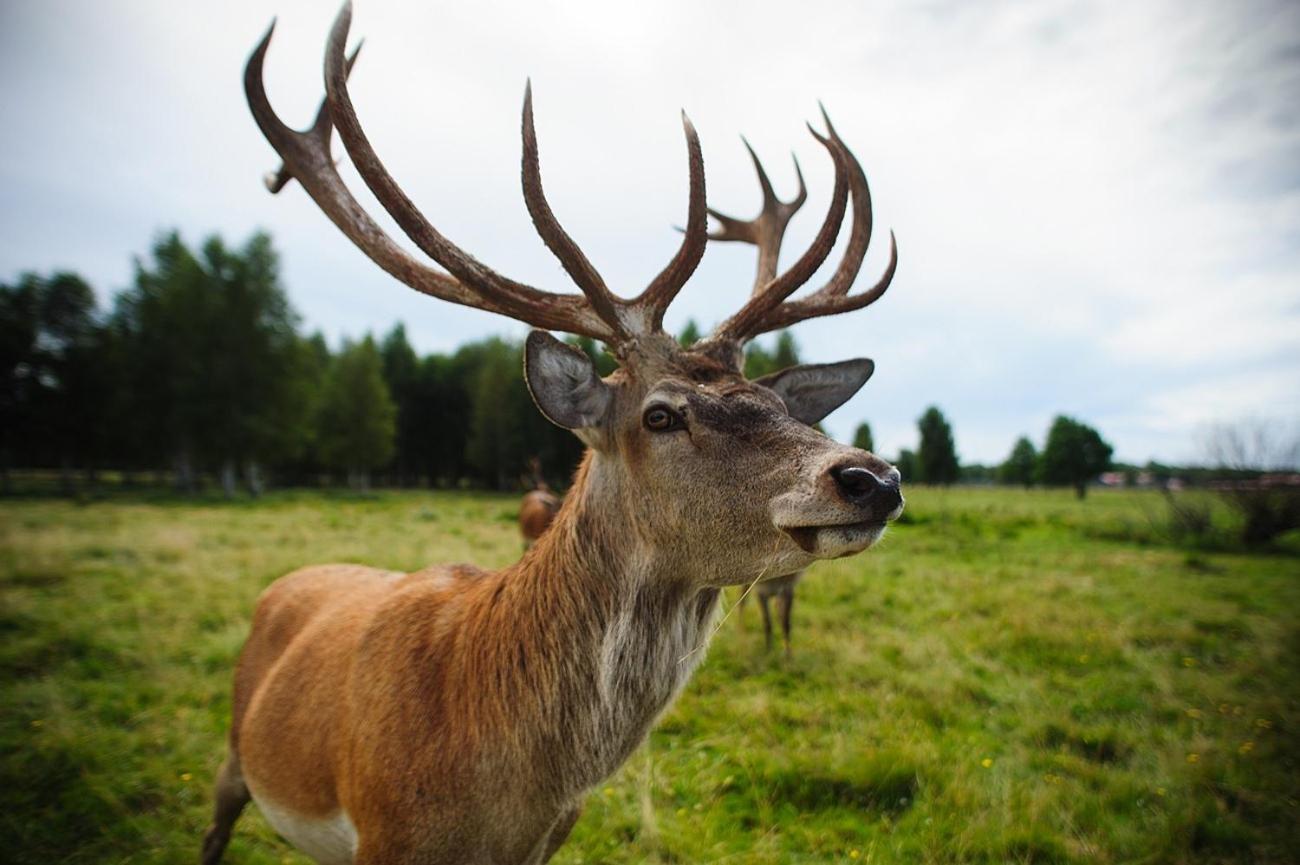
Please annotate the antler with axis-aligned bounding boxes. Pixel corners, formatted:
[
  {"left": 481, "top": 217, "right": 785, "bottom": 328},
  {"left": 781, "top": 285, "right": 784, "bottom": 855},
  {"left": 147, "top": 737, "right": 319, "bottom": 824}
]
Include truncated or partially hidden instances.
[
  {"left": 705, "top": 140, "right": 807, "bottom": 296},
  {"left": 244, "top": 2, "right": 707, "bottom": 346},
  {"left": 708, "top": 106, "right": 898, "bottom": 345}
]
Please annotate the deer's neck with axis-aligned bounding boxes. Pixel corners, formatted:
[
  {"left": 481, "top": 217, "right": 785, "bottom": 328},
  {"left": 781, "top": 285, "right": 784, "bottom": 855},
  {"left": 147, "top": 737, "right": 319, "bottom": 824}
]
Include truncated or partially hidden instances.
[{"left": 465, "top": 452, "right": 721, "bottom": 799}]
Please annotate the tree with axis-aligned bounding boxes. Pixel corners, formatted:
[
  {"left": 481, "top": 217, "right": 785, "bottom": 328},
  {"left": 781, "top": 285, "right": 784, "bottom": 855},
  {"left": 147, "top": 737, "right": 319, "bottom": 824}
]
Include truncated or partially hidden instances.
[
  {"left": 1205, "top": 421, "right": 1300, "bottom": 546},
  {"left": 772, "top": 331, "right": 799, "bottom": 370},
  {"left": 998, "top": 436, "right": 1038, "bottom": 488},
  {"left": 317, "top": 336, "right": 396, "bottom": 490},
  {"left": 1038, "top": 415, "right": 1112, "bottom": 498},
  {"left": 113, "top": 231, "right": 310, "bottom": 495},
  {"left": 895, "top": 449, "right": 917, "bottom": 483},
  {"left": 381, "top": 323, "right": 421, "bottom": 486},
  {"left": 744, "top": 330, "right": 800, "bottom": 379},
  {"left": 677, "top": 319, "right": 702, "bottom": 348},
  {"left": 200, "top": 232, "right": 312, "bottom": 495},
  {"left": 917, "top": 406, "right": 959, "bottom": 485},
  {"left": 0, "top": 272, "right": 115, "bottom": 493},
  {"left": 567, "top": 335, "right": 618, "bottom": 377},
  {"left": 852, "top": 422, "right": 874, "bottom": 453}
]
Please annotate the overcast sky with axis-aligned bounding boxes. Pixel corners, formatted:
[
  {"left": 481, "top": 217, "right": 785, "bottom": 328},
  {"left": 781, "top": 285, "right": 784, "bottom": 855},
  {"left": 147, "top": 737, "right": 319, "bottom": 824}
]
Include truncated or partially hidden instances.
[{"left": 2, "top": 0, "right": 1297, "bottom": 465}]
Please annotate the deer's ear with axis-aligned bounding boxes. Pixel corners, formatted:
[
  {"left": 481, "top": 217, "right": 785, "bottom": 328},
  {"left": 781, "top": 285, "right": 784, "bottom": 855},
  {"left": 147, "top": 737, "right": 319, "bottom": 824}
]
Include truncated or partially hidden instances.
[
  {"left": 755, "top": 358, "right": 875, "bottom": 425},
  {"left": 524, "top": 331, "right": 612, "bottom": 430}
]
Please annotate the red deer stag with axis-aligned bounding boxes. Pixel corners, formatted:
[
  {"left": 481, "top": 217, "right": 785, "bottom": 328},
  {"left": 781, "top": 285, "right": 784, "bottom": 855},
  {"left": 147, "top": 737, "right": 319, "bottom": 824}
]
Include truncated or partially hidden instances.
[
  {"left": 519, "top": 457, "right": 561, "bottom": 549},
  {"left": 206, "top": 5, "right": 901, "bottom": 863}
]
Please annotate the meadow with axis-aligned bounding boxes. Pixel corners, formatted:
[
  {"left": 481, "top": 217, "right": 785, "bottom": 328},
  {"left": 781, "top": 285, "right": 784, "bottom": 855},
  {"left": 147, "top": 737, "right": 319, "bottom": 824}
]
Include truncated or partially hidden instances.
[{"left": 1, "top": 487, "right": 1296, "bottom": 864}]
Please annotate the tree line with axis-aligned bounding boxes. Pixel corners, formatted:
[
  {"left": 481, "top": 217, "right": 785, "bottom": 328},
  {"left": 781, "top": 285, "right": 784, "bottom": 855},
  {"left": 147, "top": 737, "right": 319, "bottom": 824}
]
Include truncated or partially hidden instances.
[
  {"left": 851, "top": 408, "right": 1115, "bottom": 498},
  {"left": 0, "top": 230, "right": 818, "bottom": 496},
  {"left": 1, "top": 228, "right": 1158, "bottom": 499}
]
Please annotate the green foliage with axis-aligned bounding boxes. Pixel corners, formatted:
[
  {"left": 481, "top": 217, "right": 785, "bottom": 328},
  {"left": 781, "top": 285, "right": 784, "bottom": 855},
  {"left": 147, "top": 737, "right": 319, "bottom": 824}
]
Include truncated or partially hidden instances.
[
  {"left": 852, "top": 422, "right": 874, "bottom": 454},
  {"left": 567, "top": 335, "right": 618, "bottom": 377},
  {"left": 0, "top": 271, "right": 115, "bottom": 490},
  {"left": 896, "top": 448, "right": 917, "bottom": 483},
  {"left": 109, "top": 231, "right": 313, "bottom": 490},
  {"left": 1, "top": 487, "right": 1297, "bottom": 863},
  {"left": 1039, "top": 415, "right": 1113, "bottom": 498},
  {"left": 316, "top": 337, "right": 396, "bottom": 488},
  {"left": 916, "top": 406, "right": 959, "bottom": 485},
  {"left": 676, "top": 319, "right": 702, "bottom": 348},
  {"left": 772, "top": 331, "right": 799, "bottom": 369},
  {"left": 999, "top": 436, "right": 1038, "bottom": 487},
  {"left": 958, "top": 463, "right": 995, "bottom": 484},
  {"left": 743, "top": 330, "right": 801, "bottom": 379},
  {"left": 380, "top": 324, "right": 421, "bottom": 484}
]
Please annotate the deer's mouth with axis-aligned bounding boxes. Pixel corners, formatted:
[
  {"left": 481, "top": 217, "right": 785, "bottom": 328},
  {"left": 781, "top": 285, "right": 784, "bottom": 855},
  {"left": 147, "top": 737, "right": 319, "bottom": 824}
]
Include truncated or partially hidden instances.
[{"left": 781, "top": 520, "right": 888, "bottom": 557}]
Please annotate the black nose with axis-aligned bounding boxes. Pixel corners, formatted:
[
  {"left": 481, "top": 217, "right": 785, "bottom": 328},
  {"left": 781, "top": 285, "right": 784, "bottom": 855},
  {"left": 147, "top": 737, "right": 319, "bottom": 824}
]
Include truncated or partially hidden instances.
[{"left": 832, "top": 466, "right": 882, "bottom": 501}]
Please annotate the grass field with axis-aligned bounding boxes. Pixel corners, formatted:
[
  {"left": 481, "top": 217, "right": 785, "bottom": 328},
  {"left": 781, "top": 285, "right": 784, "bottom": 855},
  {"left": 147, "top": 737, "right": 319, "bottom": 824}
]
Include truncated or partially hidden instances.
[{"left": 2, "top": 487, "right": 1297, "bottom": 864}]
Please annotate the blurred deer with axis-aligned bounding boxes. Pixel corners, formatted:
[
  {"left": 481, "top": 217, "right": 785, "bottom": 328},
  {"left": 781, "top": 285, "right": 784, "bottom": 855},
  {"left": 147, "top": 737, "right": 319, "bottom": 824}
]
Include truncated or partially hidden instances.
[
  {"left": 746, "top": 572, "right": 802, "bottom": 656},
  {"left": 520, "top": 457, "right": 561, "bottom": 549},
  {"left": 207, "top": 7, "right": 903, "bottom": 863}
]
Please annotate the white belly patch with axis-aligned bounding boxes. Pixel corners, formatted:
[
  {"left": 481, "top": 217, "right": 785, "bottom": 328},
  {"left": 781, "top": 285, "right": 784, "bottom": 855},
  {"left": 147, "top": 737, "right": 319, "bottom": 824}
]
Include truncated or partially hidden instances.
[{"left": 252, "top": 794, "right": 357, "bottom": 865}]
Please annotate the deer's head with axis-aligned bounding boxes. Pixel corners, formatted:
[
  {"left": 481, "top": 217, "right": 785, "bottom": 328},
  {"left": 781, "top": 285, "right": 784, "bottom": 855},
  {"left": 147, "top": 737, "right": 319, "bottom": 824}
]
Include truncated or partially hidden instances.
[{"left": 246, "top": 3, "right": 902, "bottom": 585}]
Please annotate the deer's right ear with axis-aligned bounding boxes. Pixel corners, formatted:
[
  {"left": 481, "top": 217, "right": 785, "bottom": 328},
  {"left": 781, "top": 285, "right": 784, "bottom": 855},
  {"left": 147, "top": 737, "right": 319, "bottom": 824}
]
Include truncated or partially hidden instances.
[{"left": 524, "top": 331, "right": 612, "bottom": 430}]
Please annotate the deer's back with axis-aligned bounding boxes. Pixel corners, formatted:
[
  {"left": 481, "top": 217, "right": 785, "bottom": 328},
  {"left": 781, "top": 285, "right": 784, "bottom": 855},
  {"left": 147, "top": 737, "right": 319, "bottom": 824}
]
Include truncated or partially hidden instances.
[{"left": 520, "top": 490, "right": 561, "bottom": 541}]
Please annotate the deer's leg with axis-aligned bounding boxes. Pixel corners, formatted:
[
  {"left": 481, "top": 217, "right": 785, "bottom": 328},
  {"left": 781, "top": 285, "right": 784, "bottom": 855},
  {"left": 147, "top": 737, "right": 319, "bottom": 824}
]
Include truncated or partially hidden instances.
[
  {"left": 200, "top": 750, "right": 250, "bottom": 865},
  {"left": 759, "top": 594, "right": 773, "bottom": 651},
  {"left": 777, "top": 589, "right": 794, "bottom": 658}
]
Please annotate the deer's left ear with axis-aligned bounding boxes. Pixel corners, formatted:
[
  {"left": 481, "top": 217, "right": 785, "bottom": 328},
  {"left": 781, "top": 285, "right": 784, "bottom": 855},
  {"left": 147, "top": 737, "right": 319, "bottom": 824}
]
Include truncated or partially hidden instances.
[
  {"left": 755, "top": 358, "right": 875, "bottom": 425},
  {"left": 524, "top": 331, "right": 612, "bottom": 430}
]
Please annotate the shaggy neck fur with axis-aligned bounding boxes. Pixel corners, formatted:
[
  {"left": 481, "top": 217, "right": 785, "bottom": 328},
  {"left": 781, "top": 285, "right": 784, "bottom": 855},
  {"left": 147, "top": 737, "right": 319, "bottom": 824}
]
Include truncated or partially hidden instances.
[{"left": 461, "top": 451, "right": 721, "bottom": 802}]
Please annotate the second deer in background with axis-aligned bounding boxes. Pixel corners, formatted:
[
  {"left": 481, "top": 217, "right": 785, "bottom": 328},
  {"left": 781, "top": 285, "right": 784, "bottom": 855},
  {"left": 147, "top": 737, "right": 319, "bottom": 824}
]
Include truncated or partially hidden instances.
[
  {"left": 752, "top": 572, "right": 803, "bottom": 657},
  {"left": 519, "top": 457, "right": 561, "bottom": 549}
]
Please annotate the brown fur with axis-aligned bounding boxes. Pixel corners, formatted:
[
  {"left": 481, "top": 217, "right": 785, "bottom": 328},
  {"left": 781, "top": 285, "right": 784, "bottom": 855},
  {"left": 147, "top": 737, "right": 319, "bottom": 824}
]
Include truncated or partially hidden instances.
[
  {"left": 519, "top": 490, "right": 561, "bottom": 548},
  {"left": 205, "top": 338, "right": 902, "bottom": 864}
]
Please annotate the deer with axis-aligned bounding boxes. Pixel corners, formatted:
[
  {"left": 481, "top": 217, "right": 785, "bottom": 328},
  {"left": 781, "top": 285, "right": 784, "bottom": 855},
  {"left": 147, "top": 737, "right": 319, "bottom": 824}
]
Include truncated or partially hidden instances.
[
  {"left": 519, "top": 457, "right": 562, "bottom": 549},
  {"left": 205, "top": 5, "right": 902, "bottom": 863},
  {"left": 746, "top": 572, "right": 803, "bottom": 656}
]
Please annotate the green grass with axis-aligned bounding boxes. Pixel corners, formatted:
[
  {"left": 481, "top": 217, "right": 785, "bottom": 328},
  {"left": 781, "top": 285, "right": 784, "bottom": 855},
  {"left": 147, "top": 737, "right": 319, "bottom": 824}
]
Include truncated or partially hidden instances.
[{"left": 2, "top": 487, "right": 1297, "bottom": 863}]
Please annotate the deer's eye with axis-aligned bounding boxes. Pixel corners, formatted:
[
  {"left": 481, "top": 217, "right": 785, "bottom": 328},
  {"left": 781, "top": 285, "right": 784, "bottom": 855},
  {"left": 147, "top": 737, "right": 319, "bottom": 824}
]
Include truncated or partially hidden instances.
[{"left": 643, "top": 405, "right": 684, "bottom": 432}]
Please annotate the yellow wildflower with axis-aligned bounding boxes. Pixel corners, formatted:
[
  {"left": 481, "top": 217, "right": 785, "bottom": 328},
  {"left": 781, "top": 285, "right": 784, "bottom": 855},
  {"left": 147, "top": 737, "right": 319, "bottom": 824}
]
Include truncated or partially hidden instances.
[
  {"left": 981, "top": 758, "right": 993, "bottom": 769},
  {"left": 850, "top": 850, "right": 861, "bottom": 859},
  {"left": 1186, "top": 753, "right": 1199, "bottom": 764},
  {"left": 1155, "top": 787, "right": 1166, "bottom": 797},
  {"left": 180, "top": 772, "right": 193, "bottom": 781}
]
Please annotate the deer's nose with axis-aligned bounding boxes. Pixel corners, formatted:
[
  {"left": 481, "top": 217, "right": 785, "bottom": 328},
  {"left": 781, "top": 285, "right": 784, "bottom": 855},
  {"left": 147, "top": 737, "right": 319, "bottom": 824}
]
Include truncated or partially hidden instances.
[
  {"left": 831, "top": 465, "right": 902, "bottom": 513},
  {"left": 832, "top": 466, "right": 879, "bottom": 499}
]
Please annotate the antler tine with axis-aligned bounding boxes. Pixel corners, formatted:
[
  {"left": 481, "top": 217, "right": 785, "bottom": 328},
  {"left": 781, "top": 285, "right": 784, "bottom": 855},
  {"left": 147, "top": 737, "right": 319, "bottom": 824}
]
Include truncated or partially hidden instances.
[
  {"left": 812, "top": 104, "right": 873, "bottom": 298},
  {"left": 632, "top": 111, "right": 708, "bottom": 330},
  {"left": 322, "top": 6, "right": 620, "bottom": 334},
  {"left": 520, "top": 82, "right": 626, "bottom": 336},
  {"left": 741, "top": 107, "right": 898, "bottom": 337},
  {"left": 711, "top": 126, "right": 850, "bottom": 342},
  {"left": 244, "top": 9, "right": 616, "bottom": 340},
  {"left": 751, "top": 231, "right": 897, "bottom": 333},
  {"left": 705, "top": 139, "right": 811, "bottom": 297},
  {"left": 262, "top": 33, "right": 362, "bottom": 194}
]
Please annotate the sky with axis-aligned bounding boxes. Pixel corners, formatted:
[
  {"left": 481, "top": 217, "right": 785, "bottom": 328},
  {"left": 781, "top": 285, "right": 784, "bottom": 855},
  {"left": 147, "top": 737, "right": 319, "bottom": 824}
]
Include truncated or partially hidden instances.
[{"left": 2, "top": 0, "right": 1297, "bottom": 465}]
